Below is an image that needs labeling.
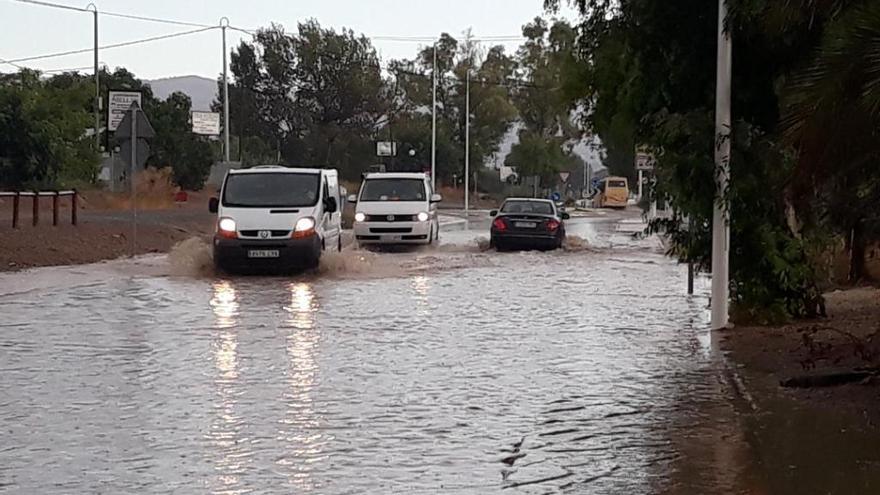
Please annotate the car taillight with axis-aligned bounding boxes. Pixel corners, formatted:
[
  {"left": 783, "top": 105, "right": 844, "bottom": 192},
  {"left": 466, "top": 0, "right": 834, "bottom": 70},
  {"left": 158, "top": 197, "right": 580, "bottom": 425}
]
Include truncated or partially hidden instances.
[
  {"left": 546, "top": 219, "right": 560, "bottom": 231},
  {"left": 492, "top": 217, "right": 507, "bottom": 231}
]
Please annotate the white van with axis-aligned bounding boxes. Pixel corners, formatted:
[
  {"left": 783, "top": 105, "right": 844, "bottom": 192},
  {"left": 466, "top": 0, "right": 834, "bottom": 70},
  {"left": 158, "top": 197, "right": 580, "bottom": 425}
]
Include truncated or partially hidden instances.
[
  {"left": 349, "top": 172, "right": 442, "bottom": 246},
  {"left": 209, "top": 166, "right": 343, "bottom": 272}
]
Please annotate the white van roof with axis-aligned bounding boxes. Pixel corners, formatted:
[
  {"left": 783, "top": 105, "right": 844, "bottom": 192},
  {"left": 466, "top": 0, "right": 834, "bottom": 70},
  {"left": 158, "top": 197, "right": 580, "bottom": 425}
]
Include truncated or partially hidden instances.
[
  {"left": 362, "top": 172, "right": 428, "bottom": 180},
  {"left": 229, "top": 166, "right": 331, "bottom": 175}
]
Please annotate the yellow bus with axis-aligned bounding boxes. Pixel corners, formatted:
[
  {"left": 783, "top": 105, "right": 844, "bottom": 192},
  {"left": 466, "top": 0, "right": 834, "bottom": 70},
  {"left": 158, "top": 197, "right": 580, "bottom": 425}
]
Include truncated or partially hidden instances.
[{"left": 595, "top": 176, "right": 629, "bottom": 209}]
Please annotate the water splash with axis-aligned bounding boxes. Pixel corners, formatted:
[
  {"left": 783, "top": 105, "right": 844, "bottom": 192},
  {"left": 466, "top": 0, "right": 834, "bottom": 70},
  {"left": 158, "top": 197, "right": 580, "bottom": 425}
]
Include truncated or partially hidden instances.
[{"left": 168, "top": 237, "right": 214, "bottom": 277}]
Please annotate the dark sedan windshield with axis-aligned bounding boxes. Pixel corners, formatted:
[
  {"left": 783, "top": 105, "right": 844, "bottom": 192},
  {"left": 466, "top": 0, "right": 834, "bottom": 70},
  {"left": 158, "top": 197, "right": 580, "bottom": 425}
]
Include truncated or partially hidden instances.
[
  {"left": 359, "top": 179, "right": 426, "bottom": 202},
  {"left": 500, "top": 200, "right": 555, "bottom": 215},
  {"left": 222, "top": 172, "right": 320, "bottom": 207}
]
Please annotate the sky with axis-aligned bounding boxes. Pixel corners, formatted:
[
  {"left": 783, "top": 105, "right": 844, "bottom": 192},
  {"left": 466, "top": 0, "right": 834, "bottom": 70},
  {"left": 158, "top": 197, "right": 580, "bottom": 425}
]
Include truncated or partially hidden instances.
[{"left": 1, "top": 0, "right": 578, "bottom": 80}]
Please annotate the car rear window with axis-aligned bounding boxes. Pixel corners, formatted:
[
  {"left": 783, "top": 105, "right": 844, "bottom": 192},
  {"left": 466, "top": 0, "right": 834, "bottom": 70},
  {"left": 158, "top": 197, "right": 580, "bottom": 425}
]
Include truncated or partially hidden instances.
[{"left": 501, "top": 200, "right": 554, "bottom": 215}]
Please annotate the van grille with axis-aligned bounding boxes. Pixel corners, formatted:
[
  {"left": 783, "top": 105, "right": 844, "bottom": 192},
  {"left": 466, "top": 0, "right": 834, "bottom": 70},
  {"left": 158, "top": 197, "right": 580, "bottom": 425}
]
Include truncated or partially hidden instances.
[
  {"left": 370, "top": 227, "right": 413, "bottom": 234},
  {"left": 239, "top": 230, "right": 291, "bottom": 238},
  {"left": 365, "top": 214, "right": 415, "bottom": 222}
]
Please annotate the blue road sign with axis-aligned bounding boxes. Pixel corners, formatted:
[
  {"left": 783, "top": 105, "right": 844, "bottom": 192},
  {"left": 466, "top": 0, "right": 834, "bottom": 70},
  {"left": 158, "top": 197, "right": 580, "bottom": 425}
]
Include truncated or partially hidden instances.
[{"left": 550, "top": 192, "right": 562, "bottom": 202}]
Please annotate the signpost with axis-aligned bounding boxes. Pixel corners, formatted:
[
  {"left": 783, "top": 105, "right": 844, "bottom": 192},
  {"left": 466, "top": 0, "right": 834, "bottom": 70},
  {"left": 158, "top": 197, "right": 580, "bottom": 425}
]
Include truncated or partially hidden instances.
[
  {"left": 108, "top": 91, "right": 142, "bottom": 132},
  {"left": 192, "top": 111, "right": 221, "bottom": 135},
  {"left": 635, "top": 151, "right": 655, "bottom": 202},
  {"left": 115, "top": 102, "right": 154, "bottom": 257},
  {"left": 376, "top": 141, "right": 397, "bottom": 157},
  {"left": 559, "top": 171, "right": 571, "bottom": 183}
]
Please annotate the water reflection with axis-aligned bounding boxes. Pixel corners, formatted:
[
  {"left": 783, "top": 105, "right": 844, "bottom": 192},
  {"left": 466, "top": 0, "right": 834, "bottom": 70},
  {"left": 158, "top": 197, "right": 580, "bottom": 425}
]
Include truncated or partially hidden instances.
[
  {"left": 280, "top": 283, "right": 322, "bottom": 492},
  {"left": 209, "top": 281, "right": 244, "bottom": 494},
  {"left": 410, "top": 275, "right": 430, "bottom": 313}
]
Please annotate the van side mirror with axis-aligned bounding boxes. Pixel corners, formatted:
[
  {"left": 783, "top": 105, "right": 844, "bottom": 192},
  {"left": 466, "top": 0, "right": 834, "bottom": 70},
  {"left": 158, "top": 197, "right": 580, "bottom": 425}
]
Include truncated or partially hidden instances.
[
  {"left": 208, "top": 197, "right": 219, "bottom": 213},
  {"left": 347, "top": 194, "right": 358, "bottom": 203},
  {"left": 489, "top": 209, "right": 498, "bottom": 217},
  {"left": 430, "top": 193, "right": 443, "bottom": 203},
  {"left": 560, "top": 212, "right": 571, "bottom": 220},
  {"left": 325, "top": 196, "right": 338, "bottom": 213}
]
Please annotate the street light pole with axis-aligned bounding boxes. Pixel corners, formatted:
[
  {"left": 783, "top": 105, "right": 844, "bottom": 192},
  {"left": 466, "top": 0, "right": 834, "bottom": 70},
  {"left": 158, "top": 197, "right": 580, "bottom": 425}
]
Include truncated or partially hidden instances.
[
  {"left": 431, "top": 41, "right": 437, "bottom": 187},
  {"left": 221, "top": 17, "right": 230, "bottom": 163},
  {"left": 88, "top": 4, "right": 99, "bottom": 151},
  {"left": 711, "top": 0, "right": 732, "bottom": 330},
  {"left": 464, "top": 67, "right": 470, "bottom": 215}
]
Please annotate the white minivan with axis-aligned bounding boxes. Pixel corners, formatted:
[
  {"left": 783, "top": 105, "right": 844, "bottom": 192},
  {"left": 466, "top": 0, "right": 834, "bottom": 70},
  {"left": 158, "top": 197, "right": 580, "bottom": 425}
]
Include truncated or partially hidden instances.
[
  {"left": 209, "top": 166, "right": 343, "bottom": 272},
  {"left": 349, "top": 172, "right": 442, "bottom": 246}
]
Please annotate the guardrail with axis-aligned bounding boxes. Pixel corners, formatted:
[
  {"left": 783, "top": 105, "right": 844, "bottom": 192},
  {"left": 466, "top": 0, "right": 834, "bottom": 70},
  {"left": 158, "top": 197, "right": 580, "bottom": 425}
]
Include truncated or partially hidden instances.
[{"left": 0, "top": 190, "right": 78, "bottom": 228}]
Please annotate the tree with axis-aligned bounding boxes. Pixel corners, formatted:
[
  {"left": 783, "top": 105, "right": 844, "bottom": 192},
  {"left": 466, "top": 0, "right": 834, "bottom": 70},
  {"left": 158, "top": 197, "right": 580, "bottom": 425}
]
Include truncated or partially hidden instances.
[
  {"left": 506, "top": 19, "right": 583, "bottom": 186},
  {"left": 147, "top": 92, "right": 215, "bottom": 190},
  {"left": 0, "top": 70, "right": 98, "bottom": 187}
]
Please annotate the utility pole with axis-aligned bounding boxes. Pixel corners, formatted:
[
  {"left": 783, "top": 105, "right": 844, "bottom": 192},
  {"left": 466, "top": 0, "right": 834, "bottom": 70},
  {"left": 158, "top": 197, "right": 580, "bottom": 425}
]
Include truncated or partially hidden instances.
[
  {"left": 130, "top": 104, "right": 138, "bottom": 256},
  {"left": 431, "top": 41, "right": 438, "bottom": 187},
  {"left": 711, "top": 0, "right": 732, "bottom": 330},
  {"left": 464, "top": 67, "right": 470, "bottom": 215},
  {"left": 221, "top": 17, "right": 230, "bottom": 162},
  {"left": 88, "top": 4, "right": 99, "bottom": 151}
]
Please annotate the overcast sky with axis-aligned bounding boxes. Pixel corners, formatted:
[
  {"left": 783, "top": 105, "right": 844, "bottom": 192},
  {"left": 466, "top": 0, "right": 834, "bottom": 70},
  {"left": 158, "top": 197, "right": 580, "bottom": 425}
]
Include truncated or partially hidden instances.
[{"left": 1, "top": 0, "right": 578, "bottom": 80}]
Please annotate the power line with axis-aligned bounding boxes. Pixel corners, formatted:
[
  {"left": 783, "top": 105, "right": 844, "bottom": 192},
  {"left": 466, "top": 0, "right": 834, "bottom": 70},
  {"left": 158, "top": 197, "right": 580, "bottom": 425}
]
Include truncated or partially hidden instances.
[
  {"left": 5, "top": 26, "right": 217, "bottom": 64},
  {"left": 0, "top": 57, "right": 25, "bottom": 69},
  {"left": 11, "top": 0, "right": 87, "bottom": 13},
  {"left": 100, "top": 10, "right": 213, "bottom": 28}
]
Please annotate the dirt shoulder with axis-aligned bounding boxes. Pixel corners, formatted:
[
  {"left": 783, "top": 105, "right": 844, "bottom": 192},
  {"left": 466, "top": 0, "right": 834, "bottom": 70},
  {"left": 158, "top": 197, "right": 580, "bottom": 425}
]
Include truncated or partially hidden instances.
[{"left": 722, "top": 286, "right": 880, "bottom": 424}]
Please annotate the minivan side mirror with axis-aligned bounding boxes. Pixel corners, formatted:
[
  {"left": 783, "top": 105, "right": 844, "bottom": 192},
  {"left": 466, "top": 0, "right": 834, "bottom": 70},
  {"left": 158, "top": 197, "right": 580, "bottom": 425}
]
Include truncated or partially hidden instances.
[
  {"left": 560, "top": 212, "right": 571, "bottom": 220},
  {"left": 208, "top": 197, "right": 219, "bottom": 213},
  {"left": 325, "top": 196, "right": 338, "bottom": 214},
  {"left": 489, "top": 209, "right": 498, "bottom": 217},
  {"left": 430, "top": 193, "right": 443, "bottom": 203},
  {"left": 347, "top": 194, "right": 358, "bottom": 203}
]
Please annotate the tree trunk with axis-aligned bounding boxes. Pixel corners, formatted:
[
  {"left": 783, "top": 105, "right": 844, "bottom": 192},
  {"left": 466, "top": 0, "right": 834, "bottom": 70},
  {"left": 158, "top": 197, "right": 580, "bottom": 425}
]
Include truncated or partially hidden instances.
[{"left": 849, "top": 220, "right": 866, "bottom": 283}]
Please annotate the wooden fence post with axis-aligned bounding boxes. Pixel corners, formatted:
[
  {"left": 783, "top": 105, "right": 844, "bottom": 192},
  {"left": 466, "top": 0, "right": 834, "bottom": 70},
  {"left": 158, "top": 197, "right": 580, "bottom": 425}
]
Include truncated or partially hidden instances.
[
  {"left": 71, "top": 190, "right": 78, "bottom": 226},
  {"left": 32, "top": 192, "right": 39, "bottom": 226},
  {"left": 12, "top": 193, "right": 19, "bottom": 228},
  {"left": 52, "top": 191, "right": 59, "bottom": 226}
]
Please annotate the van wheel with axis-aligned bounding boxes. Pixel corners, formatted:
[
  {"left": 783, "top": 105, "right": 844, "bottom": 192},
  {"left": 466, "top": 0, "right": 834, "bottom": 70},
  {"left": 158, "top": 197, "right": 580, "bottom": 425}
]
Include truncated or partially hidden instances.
[
  {"left": 428, "top": 225, "right": 434, "bottom": 245},
  {"left": 337, "top": 235, "right": 343, "bottom": 252}
]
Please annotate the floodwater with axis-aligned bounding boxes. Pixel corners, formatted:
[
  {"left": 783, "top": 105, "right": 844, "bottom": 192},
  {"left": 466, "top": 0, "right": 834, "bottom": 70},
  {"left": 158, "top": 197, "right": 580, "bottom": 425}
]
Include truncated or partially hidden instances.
[{"left": 1, "top": 212, "right": 761, "bottom": 493}]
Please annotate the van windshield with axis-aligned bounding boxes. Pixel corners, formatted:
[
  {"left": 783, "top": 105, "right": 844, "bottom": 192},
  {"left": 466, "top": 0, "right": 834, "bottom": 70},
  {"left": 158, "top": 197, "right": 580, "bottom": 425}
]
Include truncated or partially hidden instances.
[
  {"left": 222, "top": 172, "right": 320, "bottom": 207},
  {"left": 608, "top": 180, "right": 627, "bottom": 189},
  {"left": 360, "top": 178, "right": 426, "bottom": 202}
]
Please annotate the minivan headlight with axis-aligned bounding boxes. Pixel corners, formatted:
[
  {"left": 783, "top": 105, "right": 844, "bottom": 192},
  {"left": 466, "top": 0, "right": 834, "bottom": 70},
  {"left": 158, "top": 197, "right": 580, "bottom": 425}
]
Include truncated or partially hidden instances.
[
  {"left": 218, "top": 217, "right": 236, "bottom": 233},
  {"left": 354, "top": 212, "right": 366, "bottom": 222},
  {"left": 295, "top": 217, "right": 316, "bottom": 232},
  {"left": 417, "top": 212, "right": 429, "bottom": 222}
]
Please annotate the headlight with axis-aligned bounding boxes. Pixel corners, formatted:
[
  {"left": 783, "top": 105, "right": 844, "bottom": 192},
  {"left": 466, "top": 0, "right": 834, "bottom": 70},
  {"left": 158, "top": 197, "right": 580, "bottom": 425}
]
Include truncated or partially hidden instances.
[
  {"left": 417, "top": 212, "right": 430, "bottom": 222},
  {"left": 295, "top": 217, "right": 316, "bottom": 232},
  {"left": 218, "top": 217, "right": 236, "bottom": 232},
  {"left": 354, "top": 212, "right": 366, "bottom": 222}
]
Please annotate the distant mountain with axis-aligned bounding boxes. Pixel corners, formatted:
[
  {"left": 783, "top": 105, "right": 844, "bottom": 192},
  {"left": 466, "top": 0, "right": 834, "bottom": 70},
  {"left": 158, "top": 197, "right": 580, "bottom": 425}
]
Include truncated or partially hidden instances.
[{"left": 147, "top": 75, "right": 217, "bottom": 112}]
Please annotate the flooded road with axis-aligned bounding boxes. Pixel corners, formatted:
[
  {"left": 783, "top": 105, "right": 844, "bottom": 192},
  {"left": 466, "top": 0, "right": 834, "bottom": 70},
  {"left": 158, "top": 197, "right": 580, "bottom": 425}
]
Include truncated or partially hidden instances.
[{"left": 0, "top": 212, "right": 757, "bottom": 494}]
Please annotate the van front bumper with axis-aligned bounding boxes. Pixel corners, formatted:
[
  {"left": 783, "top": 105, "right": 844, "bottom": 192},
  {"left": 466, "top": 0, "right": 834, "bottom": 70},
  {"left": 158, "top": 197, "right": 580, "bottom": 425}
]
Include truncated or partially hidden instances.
[
  {"left": 213, "top": 235, "right": 322, "bottom": 271},
  {"left": 353, "top": 220, "right": 432, "bottom": 244}
]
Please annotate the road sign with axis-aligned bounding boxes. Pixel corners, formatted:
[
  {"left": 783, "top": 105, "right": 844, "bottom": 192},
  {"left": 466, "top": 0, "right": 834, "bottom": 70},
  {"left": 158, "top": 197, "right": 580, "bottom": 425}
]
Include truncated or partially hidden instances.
[
  {"left": 550, "top": 192, "right": 562, "bottom": 202},
  {"left": 192, "top": 111, "right": 221, "bottom": 135},
  {"left": 115, "top": 104, "right": 155, "bottom": 139},
  {"left": 636, "top": 152, "right": 655, "bottom": 171},
  {"left": 119, "top": 139, "right": 151, "bottom": 169},
  {"left": 108, "top": 91, "right": 142, "bottom": 131},
  {"left": 376, "top": 141, "right": 397, "bottom": 157},
  {"left": 559, "top": 171, "right": 571, "bottom": 183}
]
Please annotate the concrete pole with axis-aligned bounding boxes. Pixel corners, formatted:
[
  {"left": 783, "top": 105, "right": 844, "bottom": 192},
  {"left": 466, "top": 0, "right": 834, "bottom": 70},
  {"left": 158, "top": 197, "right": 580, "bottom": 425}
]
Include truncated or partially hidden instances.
[
  {"left": 91, "top": 5, "right": 100, "bottom": 151},
  {"left": 130, "top": 104, "right": 138, "bottom": 257},
  {"left": 431, "top": 42, "right": 437, "bottom": 187},
  {"left": 221, "top": 18, "right": 230, "bottom": 163},
  {"left": 638, "top": 169, "right": 643, "bottom": 202},
  {"left": 464, "top": 69, "right": 470, "bottom": 215},
  {"left": 711, "top": 0, "right": 732, "bottom": 330}
]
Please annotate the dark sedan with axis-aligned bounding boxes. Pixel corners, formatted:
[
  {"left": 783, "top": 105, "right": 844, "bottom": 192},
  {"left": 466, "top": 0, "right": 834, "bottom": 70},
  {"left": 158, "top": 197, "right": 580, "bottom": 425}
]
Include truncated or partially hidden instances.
[{"left": 489, "top": 198, "right": 569, "bottom": 251}]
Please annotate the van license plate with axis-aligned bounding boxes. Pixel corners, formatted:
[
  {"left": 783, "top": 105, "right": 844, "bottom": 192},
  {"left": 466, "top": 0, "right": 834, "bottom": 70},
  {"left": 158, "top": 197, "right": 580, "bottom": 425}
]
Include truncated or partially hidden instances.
[
  {"left": 515, "top": 222, "right": 537, "bottom": 228},
  {"left": 387, "top": 235, "right": 403, "bottom": 241},
  {"left": 248, "top": 249, "right": 280, "bottom": 258}
]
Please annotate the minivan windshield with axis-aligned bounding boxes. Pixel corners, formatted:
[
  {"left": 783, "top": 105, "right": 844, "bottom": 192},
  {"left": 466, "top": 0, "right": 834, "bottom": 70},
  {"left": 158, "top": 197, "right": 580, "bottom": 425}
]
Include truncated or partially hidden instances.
[
  {"left": 222, "top": 172, "right": 320, "bottom": 207},
  {"left": 360, "top": 178, "right": 426, "bottom": 202}
]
